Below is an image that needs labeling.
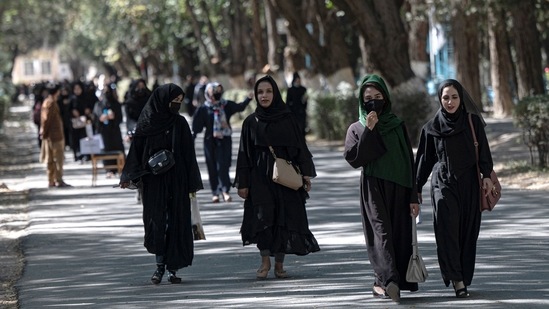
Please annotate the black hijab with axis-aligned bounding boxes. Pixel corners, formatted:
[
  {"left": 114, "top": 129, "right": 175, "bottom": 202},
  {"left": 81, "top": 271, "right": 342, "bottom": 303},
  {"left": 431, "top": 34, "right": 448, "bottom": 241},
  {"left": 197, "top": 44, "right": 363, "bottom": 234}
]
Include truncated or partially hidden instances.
[
  {"left": 254, "top": 75, "right": 292, "bottom": 122},
  {"left": 134, "top": 83, "right": 184, "bottom": 137},
  {"left": 253, "top": 75, "right": 299, "bottom": 147},
  {"left": 424, "top": 79, "right": 484, "bottom": 137}
]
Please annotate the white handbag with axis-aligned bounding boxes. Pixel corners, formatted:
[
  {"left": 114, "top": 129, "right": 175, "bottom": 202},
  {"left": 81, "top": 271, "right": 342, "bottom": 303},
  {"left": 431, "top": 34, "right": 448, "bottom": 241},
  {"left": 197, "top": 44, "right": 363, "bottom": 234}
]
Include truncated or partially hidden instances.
[{"left": 406, "top": 219, "right": 428, "bottom": 283}]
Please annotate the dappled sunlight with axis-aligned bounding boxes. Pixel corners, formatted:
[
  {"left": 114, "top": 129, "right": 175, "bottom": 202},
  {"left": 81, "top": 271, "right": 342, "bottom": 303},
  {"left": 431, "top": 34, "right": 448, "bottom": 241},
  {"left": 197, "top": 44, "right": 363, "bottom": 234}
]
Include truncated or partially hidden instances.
[{"left": 14, "top": 135, "right": 549, "bottom": 308}]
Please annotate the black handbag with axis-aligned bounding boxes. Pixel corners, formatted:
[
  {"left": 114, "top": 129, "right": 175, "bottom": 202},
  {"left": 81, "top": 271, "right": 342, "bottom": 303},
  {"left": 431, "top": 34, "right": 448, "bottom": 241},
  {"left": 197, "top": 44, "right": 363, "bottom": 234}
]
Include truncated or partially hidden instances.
[{"left": 147, "top": 126, "right": 176, "bottom": 175}]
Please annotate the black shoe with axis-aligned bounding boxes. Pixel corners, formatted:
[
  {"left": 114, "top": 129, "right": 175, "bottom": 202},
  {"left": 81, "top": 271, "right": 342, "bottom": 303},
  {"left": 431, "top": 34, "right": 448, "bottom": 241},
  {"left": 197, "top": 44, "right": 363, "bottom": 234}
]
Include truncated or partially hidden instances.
[
  {"left": 151, "top": 265, "right": 165, "bottom": 284},
  {"left": 453, "top": 281, "right": 469, "bottom": 298},
  {"left": 167, "top": 270, "right": 182, "bottom": 284}
]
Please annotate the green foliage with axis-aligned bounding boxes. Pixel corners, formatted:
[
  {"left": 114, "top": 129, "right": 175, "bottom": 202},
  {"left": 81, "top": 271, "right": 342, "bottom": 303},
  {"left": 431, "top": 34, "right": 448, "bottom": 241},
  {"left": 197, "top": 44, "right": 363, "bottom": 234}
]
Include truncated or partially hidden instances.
[
  {"left": 513, "top": 95, "right": 549, "bottom": 167},
  {"left": 0, "top": 78, "right": 15, "bottom": 130},
  {"left": 309, "top": 82, "right": 356, "bottom": 141}
]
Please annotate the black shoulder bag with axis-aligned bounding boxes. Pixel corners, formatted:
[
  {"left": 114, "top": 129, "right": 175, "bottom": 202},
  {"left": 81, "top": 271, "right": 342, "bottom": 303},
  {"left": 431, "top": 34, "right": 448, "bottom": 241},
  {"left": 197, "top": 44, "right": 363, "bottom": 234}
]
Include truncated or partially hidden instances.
[{"left": 147, "top": 126, "right": 176, "bottom": 175}]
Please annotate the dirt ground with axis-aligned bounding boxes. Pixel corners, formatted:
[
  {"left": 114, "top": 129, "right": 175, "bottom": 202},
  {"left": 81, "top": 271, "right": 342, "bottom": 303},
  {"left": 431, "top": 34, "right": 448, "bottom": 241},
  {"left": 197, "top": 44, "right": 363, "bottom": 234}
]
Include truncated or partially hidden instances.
[{"left": 1, "top": 102, "right": 547, "bottom": 308}]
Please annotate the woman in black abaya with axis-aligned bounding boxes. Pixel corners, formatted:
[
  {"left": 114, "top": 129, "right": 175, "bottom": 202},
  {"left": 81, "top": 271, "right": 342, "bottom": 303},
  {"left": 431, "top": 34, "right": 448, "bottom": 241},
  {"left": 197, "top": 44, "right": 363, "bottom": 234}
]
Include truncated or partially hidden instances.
[
  {"left": 234, "top": 75, "right": 319, "bottom": 280},
  {"left": 119, "top": 83, "right": 203, "bottom": 284},
  {"left": 415, "top": 79, "right": 494, "bottom": 298}
]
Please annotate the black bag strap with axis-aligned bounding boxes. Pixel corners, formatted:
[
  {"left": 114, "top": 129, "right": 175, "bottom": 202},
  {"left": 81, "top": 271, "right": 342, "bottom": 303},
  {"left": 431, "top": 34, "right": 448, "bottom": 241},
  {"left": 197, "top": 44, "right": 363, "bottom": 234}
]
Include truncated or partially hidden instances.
[{"left": 171, "top": 124, "right": 176, "bottom": 153}]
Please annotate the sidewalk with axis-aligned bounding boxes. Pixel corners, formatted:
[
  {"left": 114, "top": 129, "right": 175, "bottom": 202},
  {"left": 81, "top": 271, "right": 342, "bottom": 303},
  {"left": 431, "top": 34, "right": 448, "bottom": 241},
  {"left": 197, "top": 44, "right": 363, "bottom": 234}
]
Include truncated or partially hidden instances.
[{"left": 2, "top": 101, "right": 549, "bottom": 308}]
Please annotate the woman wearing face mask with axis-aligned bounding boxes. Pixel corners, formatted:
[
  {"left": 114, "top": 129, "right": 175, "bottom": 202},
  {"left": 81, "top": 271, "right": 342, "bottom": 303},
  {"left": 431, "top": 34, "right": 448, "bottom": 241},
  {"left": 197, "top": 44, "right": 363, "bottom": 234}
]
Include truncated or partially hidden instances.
[
  {"left": 235, "top": 75, "right": 319, "bottom": 280},
  {"left": 343, "top": 74, "right": 420, "bottom": 303},
  {"left": 192, "top": 82, "right": 252, "bottom": 203},
  {"left": 119, "top": 83, "right": 203, "bottom": 285},
  {"left": 415, "top": 79, "right": 493, "bottom": 298}
]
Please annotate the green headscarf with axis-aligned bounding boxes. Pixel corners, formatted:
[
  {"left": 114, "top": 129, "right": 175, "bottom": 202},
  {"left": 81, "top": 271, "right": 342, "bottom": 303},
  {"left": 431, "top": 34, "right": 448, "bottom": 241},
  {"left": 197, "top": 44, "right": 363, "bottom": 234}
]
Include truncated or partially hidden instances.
[{"left": 358, "top": 74, "right": 412, "bottom": 188}]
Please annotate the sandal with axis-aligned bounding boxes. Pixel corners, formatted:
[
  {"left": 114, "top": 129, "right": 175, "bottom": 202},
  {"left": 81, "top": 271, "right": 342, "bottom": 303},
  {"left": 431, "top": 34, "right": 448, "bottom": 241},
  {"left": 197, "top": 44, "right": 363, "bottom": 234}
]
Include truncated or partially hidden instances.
[
  {"left": 372, "top": 284, "right": 389, "bottom": 299},
  {"left": 151, "top": 265, "right": 165, "bottom": 284},
  {"left": 256, "top": 266, "right": 270, "bottom": 279},
  {"left": 167, "top": 270, "right": 182, "bottom": 284},
  {"left": 274, "top": 269, "right": 289, "bottom": 279},
  {"left": 452, "top": 281, "right": 469, "bottom": 298}
]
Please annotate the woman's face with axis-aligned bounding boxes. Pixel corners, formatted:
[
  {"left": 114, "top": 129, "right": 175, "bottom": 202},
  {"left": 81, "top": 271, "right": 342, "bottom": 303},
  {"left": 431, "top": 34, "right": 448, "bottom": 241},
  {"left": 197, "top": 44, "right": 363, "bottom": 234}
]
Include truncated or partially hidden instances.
[
  {"left": 73, "top": 85, "right": 82, "bottom": 96},
  {"left": 256, "top": 81, "right": 274, "bottom": 108},
  {"left": 363, "top": 86, "right": 383, "bottom": 101},
  {"left": 169, "top": 94, "right": 184, "bottom": 114},
  {"left": 440, "top": 85, "right": 461, "bottom": 114}
]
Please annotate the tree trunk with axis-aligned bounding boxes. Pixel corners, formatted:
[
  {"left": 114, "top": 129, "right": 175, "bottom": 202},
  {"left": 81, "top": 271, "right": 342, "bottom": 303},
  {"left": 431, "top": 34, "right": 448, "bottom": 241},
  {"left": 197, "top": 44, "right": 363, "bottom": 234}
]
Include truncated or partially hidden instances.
[
  {"left": 184, "top": 0, "right": 216, "bottom": 75},
  {"left": 406, "top": 0, "right": 429, "bottom": 79},
  {"left": 268, "top": 0, "right": 353, "bottom": 86},
  {"left": 251, "top": 0, "right": 267, "bottom": 72},
  {"left": 488, "top": 2, "right": 514, "bottom": 118},
  {"left": 263, "top": 0, "right": 280, "bottom": 72},
  {"left": 332, "top": 0, "right": 416, "bottom": 86},
  {"left": 510, "top": 0, "right": 545, "bottom": 99},
  {"left": 451, "top": 3, "right": 482, "bottom": 109},
  {"left": 225, "top": 0, "right": 247, "bottom": 76}
]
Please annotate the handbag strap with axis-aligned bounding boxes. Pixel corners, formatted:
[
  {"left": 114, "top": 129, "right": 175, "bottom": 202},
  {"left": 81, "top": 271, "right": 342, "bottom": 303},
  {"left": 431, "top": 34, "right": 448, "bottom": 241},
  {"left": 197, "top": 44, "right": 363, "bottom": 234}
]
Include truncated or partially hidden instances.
[
  {"left": 411, "top": 219, "right": 418, "bottom": 255},
  {"left": 468, "top": 114, "right": 483, "bottom": 188},
  {"left": 268, "top": 146, "right": 278, "bottom": 160}
]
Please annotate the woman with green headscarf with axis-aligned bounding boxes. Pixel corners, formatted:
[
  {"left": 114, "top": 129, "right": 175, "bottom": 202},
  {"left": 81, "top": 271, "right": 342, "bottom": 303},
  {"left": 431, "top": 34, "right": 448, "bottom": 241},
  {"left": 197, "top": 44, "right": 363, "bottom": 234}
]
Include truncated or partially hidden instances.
[{"left": 344, "top": 74, "right": 420, "bottom": 303}]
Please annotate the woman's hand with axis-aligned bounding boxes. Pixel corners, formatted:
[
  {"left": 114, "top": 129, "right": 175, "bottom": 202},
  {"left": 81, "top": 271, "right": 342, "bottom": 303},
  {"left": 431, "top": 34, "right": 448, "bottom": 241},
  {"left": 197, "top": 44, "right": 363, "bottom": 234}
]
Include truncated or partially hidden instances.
[
  {"left": 303, "top": 176, "right": 312, "bottom": 192},
  {"left": 482, "top": 177, "right": 494, "bottom": 197},
  {"left": 366, "top": 111, "right": 378, "bottom": 130},
  {"left": 238, "top": 188, "right": 249, "bottom": 199},
  {"left": 410, "top": 203, "right": 420, "bottom": 218},
  {"left": 119, "top": 181, "right": 130, "bottom": 189}
]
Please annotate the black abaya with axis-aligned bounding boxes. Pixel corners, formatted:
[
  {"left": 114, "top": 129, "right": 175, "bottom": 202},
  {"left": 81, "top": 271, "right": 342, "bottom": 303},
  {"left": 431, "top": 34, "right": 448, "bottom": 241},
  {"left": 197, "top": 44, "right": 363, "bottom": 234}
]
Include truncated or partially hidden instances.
[{"left": 344, "top": 121, "right": 418, "bottom": 292}]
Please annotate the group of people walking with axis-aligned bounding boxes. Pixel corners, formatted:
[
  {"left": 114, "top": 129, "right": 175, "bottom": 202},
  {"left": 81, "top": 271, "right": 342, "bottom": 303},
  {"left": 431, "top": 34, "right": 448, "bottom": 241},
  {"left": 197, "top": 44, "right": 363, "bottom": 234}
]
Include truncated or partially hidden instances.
[
  {"left": 116, "top": 73, "right": 494, "bottom": 305},
  {"left": 344, "top": 75, "right": 494, "bottom": 302}
]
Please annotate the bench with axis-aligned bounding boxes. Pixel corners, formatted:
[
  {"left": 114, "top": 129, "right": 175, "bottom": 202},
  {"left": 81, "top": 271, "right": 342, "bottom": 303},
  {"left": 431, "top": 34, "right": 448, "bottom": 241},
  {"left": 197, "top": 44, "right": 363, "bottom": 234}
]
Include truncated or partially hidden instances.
[{"left": 90, "top": 151, "right": 125, "bottom": 186}]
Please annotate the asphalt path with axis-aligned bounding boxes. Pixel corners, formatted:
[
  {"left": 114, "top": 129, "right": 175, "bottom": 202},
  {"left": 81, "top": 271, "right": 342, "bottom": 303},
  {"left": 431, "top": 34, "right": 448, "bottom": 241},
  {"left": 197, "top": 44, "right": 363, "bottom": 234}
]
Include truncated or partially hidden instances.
[{"left": 5, "top": 104, "right": 549, "bottom": 308}]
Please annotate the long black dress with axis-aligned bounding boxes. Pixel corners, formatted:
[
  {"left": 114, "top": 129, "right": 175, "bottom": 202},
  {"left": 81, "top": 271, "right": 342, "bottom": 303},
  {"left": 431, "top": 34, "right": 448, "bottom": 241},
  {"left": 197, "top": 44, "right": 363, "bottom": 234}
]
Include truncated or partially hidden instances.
[
  {"left": 120, "top": 84, "right": 203, "bottom": 271},
  {"left": 93, "top": 94, "right": 125, "bottom": 172},
  {"left": 234, "top": 75, "right": 319, "bottom": 256},
  {"left": 344, "top": 121, "right": 418, "bottom": 292},
  {"left": 415, "top": 112, "right": 492, "bottom": 287}
]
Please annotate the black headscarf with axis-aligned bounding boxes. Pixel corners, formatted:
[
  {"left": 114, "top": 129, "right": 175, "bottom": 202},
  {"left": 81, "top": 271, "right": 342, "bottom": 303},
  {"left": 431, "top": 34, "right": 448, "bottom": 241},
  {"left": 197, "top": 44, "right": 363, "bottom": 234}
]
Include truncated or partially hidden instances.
[
  {"left": 424, "top": 79, "right": 484, "bottom": 137},
  {"left": 254, "top": 75, "right": 292, "bottom": 122},
  {"left": 253, "top": 75, "right": 300, "bottom": 147},
  {"left": 134, "top": 83, "right": 184, "bottom": 137}
]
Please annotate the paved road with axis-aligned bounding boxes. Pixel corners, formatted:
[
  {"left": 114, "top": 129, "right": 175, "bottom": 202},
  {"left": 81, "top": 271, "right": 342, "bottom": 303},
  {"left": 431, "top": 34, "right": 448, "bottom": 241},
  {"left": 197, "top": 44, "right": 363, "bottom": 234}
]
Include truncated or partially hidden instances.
[{"left": 4, "top": 103, "right": 549, "bottom": 308}]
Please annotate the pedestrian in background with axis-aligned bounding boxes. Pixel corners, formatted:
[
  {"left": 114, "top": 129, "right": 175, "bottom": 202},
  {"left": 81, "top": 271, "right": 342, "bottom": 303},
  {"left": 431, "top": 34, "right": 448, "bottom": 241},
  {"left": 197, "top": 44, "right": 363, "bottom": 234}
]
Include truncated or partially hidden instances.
[
  {"left": 343, "top": 74, "right": 419, "bottom": 303},
  {"left": 286, "top": 72, "right": 308, "bottom": 137},
  {"left": 70, "top": 81, "right": 97, "bottom": 162},
  {"left": 40, "top": 83, "right": 71, "bottom": 188},
  {"left": 192, "top": 82, "right": 252, "bottom": 203},
  {"left": 123, "top": 78, "right": 151, "bottom": 133},
  {"left": 234, "top": 75, "right": 319, "bottom": 280},
  {"left": 119, "top": 83, "right": 203, "bottom": 285},
  {"left": 415, "top": 79, "right": 494, "bottom": 298},
  {"left": 183, "top": 74, "right": 197, "bottom": 117},
  {"left": 93, "top": 83, "right": 125, "bottom": 177}
]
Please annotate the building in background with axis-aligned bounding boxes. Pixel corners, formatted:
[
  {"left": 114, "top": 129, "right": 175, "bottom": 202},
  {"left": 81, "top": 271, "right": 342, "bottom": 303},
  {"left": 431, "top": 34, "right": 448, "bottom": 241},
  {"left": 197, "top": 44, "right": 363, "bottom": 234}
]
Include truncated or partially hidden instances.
[{"left": 11, "top": 48, "right": 72, "bottom": 85}]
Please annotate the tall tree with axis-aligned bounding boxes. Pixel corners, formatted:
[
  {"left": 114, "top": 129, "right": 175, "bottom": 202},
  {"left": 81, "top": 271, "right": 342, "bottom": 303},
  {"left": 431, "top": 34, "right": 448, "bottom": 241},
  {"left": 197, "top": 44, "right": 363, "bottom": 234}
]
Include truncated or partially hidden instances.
[
  {"left": 487, "top": 1, "right": 514, "bottom": 117},
  {"left": 250, "top": 0, "right": 267, "bottom": 72},
  {"left": 509, "top": 0, "right": 545, "bottom": 98},
  {"left": 450, "top": 0, "right": 482, "bottom": 108},
  {"left": 268, "top": 0, "right": 354, "bottom": 86},
  {"left": 332, "top": 0, "right": 416, "bottom": 86},
  {"left": 405, "top": 0, "right": 430, "bottom": 78}
]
